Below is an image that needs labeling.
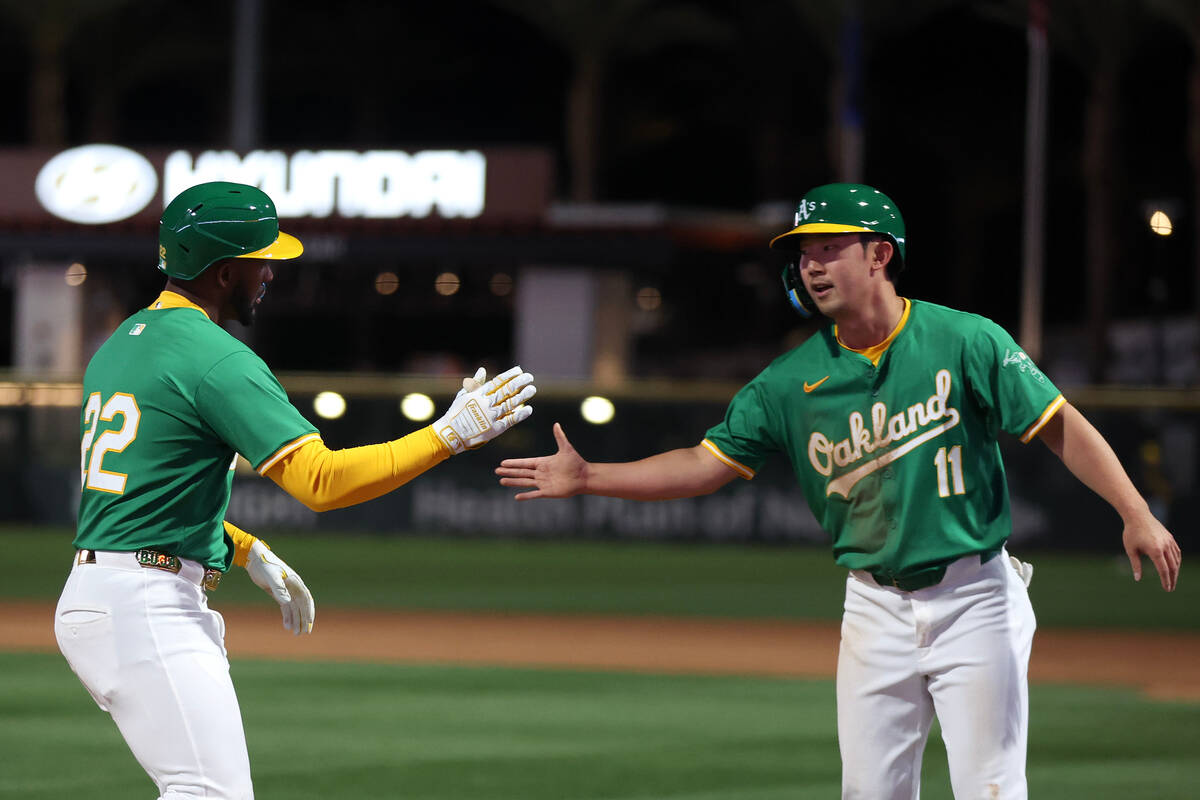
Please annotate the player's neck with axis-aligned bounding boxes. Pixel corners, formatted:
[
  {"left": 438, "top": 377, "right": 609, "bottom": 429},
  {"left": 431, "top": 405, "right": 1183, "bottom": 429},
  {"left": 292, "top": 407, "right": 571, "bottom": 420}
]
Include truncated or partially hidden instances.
[
  {"left": 162, "top": 281, "right": 223, "bottom": 324},
  {"left": 834, "top": 292, "right": 905, "bottom": 350}
]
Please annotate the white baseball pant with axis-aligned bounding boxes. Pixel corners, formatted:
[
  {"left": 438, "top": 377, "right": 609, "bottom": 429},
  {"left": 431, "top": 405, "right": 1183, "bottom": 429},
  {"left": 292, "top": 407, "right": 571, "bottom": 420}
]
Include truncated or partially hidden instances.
[
  {"left": 837, "top": 549, "right": 1036, "bottom": 800},
  {"left": 54, "top": 552, "right": 253, "bottom": 800}
]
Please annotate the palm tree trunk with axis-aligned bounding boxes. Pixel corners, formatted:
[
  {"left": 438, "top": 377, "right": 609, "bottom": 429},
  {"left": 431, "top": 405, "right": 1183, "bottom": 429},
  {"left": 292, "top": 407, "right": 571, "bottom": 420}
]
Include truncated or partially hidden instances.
[
  {"left": 30, "top": 21, "right": 67, "bottom": 145},
  {"left": 1190, "top": 44, "right": 1200, "bottom": 376},
  {"left": 567, "top": 52, "right": 602, "bottom": 203},
  {"left": 1084, "top": 63, "right": 1118, "bottom": 383}
]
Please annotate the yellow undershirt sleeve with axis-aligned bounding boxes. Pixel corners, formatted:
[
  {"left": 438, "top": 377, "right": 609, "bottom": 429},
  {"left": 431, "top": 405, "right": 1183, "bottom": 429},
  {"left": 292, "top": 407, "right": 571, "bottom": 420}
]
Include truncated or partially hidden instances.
[
  {"left": 224, "top": 520, "right": 263, "bottom": 568},
  {"left": 264, "top": 426, "right": 451, "bottom": 512}
]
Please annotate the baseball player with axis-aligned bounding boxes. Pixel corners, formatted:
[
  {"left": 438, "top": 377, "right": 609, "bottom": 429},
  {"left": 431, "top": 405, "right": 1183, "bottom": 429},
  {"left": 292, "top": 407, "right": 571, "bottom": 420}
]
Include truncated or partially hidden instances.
[
  {"left": 497, "top": 183, "right": 1182, "bottom": 799},
  {"left": 55, "top": 180, "right": 537, "bottom": 800}
]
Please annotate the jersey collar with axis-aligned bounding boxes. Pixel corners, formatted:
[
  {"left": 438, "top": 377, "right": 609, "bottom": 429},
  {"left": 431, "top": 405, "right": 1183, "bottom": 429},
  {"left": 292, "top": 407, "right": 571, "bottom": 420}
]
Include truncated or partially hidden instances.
[
  {"left": 147, "top": 290, "right": 212, "bottom": 320},
  {"left": 835, "top": 297, "right": 911, "bottom": 366}
]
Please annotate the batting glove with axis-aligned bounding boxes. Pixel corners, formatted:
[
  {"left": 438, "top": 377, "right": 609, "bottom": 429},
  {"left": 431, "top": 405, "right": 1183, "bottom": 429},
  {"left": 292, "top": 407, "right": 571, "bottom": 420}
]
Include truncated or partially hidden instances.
[
  {"left": 1008, "top": 555, "right": 1034, "bottom": 588},
  {"left": 246, "top": 539, "right": 315, "bottom": 635},
  {"left": 434, "top": 365, "right": 536, "bottom": 454}
]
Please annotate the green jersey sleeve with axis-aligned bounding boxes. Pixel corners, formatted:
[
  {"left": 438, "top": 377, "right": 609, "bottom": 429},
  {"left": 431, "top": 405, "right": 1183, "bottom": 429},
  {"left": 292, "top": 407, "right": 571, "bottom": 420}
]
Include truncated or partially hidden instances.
[
  {"left": 965, "top": 318, "right": 1064, "bottom": 442},
  {"left": 194, "top": 351, "right": 319, "bottom": 469},
  {"left": 702, "top": 377, "right": 784, "bottom": 478}
]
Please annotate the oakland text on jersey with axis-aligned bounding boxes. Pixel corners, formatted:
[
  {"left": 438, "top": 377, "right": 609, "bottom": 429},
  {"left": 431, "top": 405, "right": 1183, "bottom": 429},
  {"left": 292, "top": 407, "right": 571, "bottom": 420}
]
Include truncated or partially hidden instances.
[{"left": 808, "top": 368, "right": 960, "bottom": 498}]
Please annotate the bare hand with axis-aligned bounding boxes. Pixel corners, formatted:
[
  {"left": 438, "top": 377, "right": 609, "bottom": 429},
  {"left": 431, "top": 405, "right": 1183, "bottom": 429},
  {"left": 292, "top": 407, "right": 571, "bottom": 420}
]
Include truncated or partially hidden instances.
[
  {"left": 496, "top": 422, "right": 587, "bottom": 500},
  {"left": 1123, "top": 512, "right": 1182, "bottom": 592}
]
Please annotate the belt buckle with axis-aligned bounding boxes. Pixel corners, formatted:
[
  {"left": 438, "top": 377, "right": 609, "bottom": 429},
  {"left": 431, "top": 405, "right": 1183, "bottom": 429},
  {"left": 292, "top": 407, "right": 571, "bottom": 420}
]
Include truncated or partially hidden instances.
[
  {"left": 136, "top": 549, "right": 182, "bottom": 574},
  {"left": 203, "top": 569, "right": 222, "bottom": 592}
]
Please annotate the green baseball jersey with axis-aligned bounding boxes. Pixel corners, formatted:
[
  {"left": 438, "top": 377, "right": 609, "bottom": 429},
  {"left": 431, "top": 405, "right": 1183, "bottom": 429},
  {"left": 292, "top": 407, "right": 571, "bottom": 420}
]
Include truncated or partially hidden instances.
[
  {"left": 75, "top": 293, "right": 318, "bottom": 570},
  {"left": 703, "top": 299, "right": 1064, "bottom": 579}
]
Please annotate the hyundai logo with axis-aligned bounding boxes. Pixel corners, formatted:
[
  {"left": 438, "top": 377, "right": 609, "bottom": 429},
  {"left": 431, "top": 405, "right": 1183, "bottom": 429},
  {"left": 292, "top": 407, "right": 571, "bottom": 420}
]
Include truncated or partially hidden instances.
[{"left": 35, "top": 144, "right": 158, "bottom": 224}]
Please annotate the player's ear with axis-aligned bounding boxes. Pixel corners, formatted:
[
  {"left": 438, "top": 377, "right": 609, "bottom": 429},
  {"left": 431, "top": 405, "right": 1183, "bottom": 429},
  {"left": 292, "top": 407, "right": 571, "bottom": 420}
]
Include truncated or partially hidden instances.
[
  {"left": 213, "top": 259, "right": 235, "bottom": 288},
  {"left": 872, "top": 239, "right": 894, "bottom": 272}
]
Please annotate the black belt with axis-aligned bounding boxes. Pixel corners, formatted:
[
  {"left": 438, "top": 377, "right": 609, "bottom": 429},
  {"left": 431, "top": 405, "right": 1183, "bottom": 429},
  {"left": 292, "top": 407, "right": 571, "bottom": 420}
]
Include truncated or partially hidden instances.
[
  {"left": 77, "top": 548, "right": 223, "bottom": 591},
  {"left": 869, "top": 566, "right": 946, "bottom": 592},
  {"left": 868, "top": 548, "right": 1002, "bottom": 593}
]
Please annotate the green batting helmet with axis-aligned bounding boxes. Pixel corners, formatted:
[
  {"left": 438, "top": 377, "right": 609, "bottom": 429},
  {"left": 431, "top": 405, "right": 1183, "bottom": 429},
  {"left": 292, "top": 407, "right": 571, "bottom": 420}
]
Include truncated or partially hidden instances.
[
  {"left": 770, "top": 183, "right": 906, "bottom": 318},
  {"left": 769, "top": 183, "right": 906, "bottom": 266},
  {"left": 157, "top": 181, "right": 303, "bottom": 280}
]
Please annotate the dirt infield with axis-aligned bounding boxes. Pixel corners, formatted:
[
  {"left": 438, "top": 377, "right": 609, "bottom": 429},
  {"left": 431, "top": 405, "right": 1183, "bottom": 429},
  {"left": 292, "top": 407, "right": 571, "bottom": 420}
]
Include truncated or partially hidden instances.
[{"left": 4, "top": 601, "right": 1198, "bottom": 700}]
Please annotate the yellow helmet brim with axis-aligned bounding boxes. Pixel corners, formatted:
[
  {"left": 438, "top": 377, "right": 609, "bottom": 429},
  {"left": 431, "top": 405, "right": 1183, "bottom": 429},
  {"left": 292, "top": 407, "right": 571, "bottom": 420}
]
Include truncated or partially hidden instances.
[
  {"left": 769, "top": 223, "right": 874, "bottom": 250},
  {"left": 238, "top": 230, "right": 304, "bottom": 260}
]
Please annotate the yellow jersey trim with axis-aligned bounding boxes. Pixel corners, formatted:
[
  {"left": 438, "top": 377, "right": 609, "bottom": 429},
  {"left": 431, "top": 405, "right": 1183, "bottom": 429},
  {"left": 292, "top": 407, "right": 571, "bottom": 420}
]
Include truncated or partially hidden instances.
[
  {"left": 835, "top": 298, "right": 911, "bottom": 366},
  {"left": 258, "top": 432, "right": 323, "bottom": 475},
  {"left": 148, "top": 290, "right": 211, "bottom": 319},
  {"left": 700, "top": 439, "right": 755, "bottom": 480},
  {"left": 1020, "top": 394, "right": 1066, "bottom": 443}
]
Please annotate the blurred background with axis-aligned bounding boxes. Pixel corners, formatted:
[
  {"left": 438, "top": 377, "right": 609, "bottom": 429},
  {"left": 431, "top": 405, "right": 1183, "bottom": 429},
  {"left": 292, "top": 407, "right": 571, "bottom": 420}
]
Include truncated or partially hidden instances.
[{"left": 1, "top": 0, "right": 1198, "bottom": 548}]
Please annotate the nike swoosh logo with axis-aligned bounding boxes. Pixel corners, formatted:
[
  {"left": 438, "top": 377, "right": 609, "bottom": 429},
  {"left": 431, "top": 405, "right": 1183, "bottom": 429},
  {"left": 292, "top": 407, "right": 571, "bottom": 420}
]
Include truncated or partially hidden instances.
[{"left": 803, "top": 376, "right": 830, "bottom": 393}]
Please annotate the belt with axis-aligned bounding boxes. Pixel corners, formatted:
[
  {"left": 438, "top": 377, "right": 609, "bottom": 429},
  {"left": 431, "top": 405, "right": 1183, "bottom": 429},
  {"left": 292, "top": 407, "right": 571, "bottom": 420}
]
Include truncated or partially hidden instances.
[
  {"left": 867, "top": 548, "right": 1003, "bottom": 593},
  {"left": 868, "top": 566, "right": 947, "bottom": 592},
  {"left": 76, "top": 548, "right": 223, "bottom": 592}
]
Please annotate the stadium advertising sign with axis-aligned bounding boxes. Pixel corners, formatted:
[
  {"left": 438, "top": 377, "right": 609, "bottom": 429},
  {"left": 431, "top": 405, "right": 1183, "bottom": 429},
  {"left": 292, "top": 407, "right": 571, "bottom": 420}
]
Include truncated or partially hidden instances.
[
  {"left": 35, "top": 145, "right": 160, "bottom": 225},
  {"left": 1, "top": 144, "right": 553, "bottom": 228},
  {"left": 162, "top": 149, "right": 486, "bottom": 220},
  {"left": 31, "top": 145, "right": 486, "bottom": 225}
]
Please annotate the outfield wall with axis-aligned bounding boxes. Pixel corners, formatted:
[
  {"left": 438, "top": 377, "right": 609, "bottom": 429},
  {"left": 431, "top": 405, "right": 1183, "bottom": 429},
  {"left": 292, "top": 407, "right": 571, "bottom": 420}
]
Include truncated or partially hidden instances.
[{"left": 3, "top": 374, "right": 1197, "bottom": 550}]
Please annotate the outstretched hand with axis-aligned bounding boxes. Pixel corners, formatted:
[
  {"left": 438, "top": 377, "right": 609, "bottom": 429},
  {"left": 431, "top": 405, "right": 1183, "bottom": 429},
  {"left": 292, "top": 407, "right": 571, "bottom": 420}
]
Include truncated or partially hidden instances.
[
  {"left": 1123, "top": 512, "right": 1182, "bottom": 591},
  {"left": 496, "top": 422, "right": 587, "bottom": 500}
]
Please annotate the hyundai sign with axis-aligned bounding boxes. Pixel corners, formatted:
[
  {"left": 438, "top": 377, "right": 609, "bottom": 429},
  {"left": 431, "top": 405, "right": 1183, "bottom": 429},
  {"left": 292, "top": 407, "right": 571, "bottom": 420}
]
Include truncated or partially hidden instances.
[{"left": 21, "top": 144, "right": 508, "bottom": 225}]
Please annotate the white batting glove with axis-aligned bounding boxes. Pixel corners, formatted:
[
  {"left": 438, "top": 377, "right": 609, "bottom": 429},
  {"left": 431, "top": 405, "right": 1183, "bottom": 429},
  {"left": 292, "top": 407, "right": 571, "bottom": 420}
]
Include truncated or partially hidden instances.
[
  {"left": 246, "top": 539, "right": 315, "bottom": 635},
  {"left": 433, "top": 365, "right": 536, "bottom": 454},
  {"left": 1008, "top": 555, "right": 1034, "bottom": 588}
]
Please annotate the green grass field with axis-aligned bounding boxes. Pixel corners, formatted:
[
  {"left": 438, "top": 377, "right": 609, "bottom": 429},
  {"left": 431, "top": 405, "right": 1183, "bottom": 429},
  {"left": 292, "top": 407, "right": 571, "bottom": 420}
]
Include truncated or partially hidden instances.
[
  {"left": 2, "top": 653, "right": 1197, "bottom": 799},
  {"left": 4, "top": 525, "right": 1197, "bottom": 629},
  {"left": 3, "top": 525, "right": 1198, "bottom": 798}
]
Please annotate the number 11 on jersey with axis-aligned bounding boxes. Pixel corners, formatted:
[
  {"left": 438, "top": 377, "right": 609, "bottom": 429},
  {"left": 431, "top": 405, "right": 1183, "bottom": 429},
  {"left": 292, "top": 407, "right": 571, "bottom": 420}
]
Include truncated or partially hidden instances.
[{"left": 934, "top": 445, "right": 965, "bottom": 497}]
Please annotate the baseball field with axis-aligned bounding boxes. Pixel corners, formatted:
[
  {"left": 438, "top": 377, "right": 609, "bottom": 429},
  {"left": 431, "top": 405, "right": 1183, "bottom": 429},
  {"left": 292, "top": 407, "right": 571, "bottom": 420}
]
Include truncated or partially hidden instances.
[{"left": 1, "top": 525, "right": 1197, "bottom": 799}]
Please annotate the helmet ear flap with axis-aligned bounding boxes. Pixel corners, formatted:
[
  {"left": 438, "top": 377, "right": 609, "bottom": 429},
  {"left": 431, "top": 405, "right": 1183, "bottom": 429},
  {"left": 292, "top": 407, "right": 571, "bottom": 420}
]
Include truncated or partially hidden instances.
[{"left": 781, "top": 261, "right": 814, "bottom": 318}]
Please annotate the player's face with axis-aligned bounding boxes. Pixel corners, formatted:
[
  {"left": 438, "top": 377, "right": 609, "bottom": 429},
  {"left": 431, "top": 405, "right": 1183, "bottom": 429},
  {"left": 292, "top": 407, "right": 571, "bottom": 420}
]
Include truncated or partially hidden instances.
[
  {"left": 227, "top": 258, "right": 275, "bottom": 326},
  {"left": 795, "top": 233, "right": 880, "bottom": 317}
]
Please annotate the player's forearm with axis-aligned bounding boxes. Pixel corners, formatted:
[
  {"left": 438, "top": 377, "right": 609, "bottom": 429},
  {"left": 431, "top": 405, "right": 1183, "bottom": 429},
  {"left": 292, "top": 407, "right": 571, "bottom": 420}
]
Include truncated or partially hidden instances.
[
  {"left": 265, "top": 429, "right": 451, "bottom": 511},
  {"left": 1039, "top": 402, "right": 1149, "bottom": 521},
  {"left": 583, "top": 446, "right": 735, "bottom": 500}
]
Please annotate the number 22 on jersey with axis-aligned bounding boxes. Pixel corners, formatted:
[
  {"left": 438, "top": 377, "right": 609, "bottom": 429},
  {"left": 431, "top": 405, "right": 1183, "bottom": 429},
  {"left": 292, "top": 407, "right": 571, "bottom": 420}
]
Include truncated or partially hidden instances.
[{"left": 80, "top": 392, "right": 141, "bottom": 493}]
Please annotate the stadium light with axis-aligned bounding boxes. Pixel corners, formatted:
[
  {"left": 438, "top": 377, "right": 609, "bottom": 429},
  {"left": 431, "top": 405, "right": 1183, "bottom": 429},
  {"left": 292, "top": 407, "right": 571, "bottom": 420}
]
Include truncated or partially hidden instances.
[
  {"left": 581, "top": 396, "right": 615, "bottom": 425},
  {"left": 313, "top": 391, "right": 346, "bottom": 420},
  {"left": 401, "top": 393, "right": 435, "bottom": 422}
]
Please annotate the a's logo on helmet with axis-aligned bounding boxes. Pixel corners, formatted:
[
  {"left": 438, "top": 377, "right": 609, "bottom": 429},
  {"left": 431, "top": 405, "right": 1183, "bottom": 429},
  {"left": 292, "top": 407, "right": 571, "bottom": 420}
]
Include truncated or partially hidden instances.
[
  {"left": 795, "top": 200, "right": 817, "bottom": 226},
  {"left": 36, "top": 144, "right": 158, "bottom": 225},
  {"left": 157, "top": 244, "right": 167, "bottom": 271}
]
